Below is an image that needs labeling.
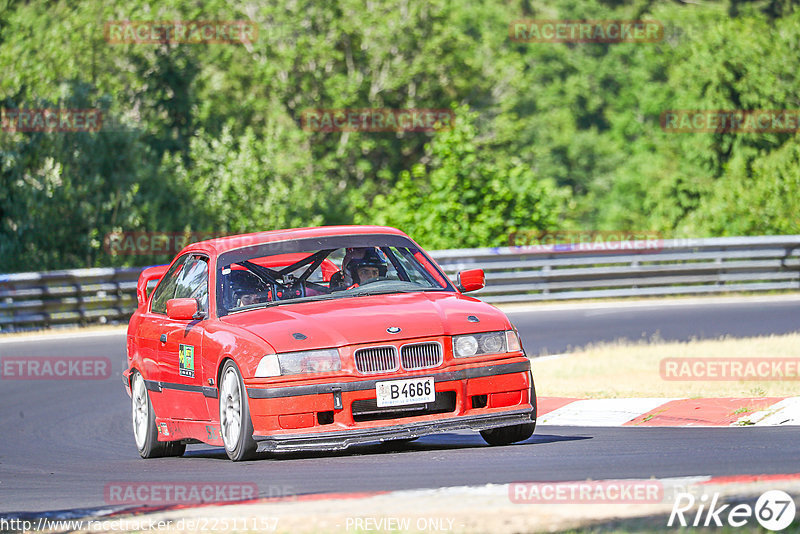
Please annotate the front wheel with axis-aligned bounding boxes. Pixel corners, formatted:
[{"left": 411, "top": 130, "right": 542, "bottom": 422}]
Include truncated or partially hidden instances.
[
  {"left": 380, "top": 437, "right": 419, "bottom": 450},
  {"left": 480, "top": 375, "right": 537, "bottom": 446},
  {"left": 480, "top": 422, "right": 535, "bottom": 446},
  {"left": 131, "top": 372, "right": 185, "bottom": 458},
  {"left": 219, "top": 361, "right": 258, "bottom": 461}
]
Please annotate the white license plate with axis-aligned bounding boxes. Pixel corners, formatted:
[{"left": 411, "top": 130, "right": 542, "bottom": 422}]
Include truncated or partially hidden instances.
[{"left": 375, "top": 377, "right": 435, "bottom": 407}]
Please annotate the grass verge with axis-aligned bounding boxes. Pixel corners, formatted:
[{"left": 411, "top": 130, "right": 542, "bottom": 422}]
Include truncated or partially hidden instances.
[{"left": 532, "top": 332, "right": 800, "bottom": 398}]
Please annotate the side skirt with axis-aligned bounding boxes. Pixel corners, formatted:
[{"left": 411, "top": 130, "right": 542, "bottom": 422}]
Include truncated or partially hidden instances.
[{"left": 153, "top": 417, "right": 224, "bottom": 446}]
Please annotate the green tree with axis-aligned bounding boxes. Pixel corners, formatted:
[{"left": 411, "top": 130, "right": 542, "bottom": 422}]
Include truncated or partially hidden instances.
[
  {"left": 0, "top": 84, "right": 158, "bottom": 271},
  {"left": 355, "top": 106, "right": 571, "bottom": 249}
]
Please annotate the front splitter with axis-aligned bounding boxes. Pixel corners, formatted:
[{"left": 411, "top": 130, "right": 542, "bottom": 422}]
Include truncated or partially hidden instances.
[{"left": 254, "top": 409, "right": 535, "bottom": 453}]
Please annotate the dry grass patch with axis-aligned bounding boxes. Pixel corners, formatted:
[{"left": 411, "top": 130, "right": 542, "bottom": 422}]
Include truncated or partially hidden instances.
[{"left": 532, "top": 333, "right": 800, "bottom": 398}]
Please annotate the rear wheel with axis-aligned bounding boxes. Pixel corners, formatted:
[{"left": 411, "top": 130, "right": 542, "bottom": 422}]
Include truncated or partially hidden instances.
[
  {"left": 162, "top": 440, "right": 186, "bottom": 457},
  {"left": 219, "top": 361, "right": 258, "bottom": 461},
  {"left": 131, "top": 372, "right": 185, "bottom": 458},
  {"left": 480, "top": 375, "right": 537, "bottom": 446}
]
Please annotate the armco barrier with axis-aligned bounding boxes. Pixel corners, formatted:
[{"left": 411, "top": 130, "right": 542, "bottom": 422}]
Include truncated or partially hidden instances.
[
  {"left": 1, "top": 236, "right": 798, "bottom": 331},
  {"left": 434, "top": 236, "right": 800, "bottom": 303},
  {"left": 0, "top": 267, "right": 142, "bottom": 331}
]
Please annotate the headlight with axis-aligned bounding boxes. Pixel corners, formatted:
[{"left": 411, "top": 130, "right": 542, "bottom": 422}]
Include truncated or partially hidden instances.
[
  {"left": 452, "top": 330, "right": 523, "bottom": 358},
  {"left": 254, "top": 349, "right": 341, "bottom": 377},
  {"left": 454, "top": 336, "right": 479, "bottom": 357},
  {"left": 481, "top": 333, "right": 504, "bottom": 353}
]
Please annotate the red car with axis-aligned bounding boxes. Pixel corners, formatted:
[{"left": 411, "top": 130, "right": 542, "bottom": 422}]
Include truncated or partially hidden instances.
[{"left": 124, "top": 226, "right": 536, "bottom": 461}]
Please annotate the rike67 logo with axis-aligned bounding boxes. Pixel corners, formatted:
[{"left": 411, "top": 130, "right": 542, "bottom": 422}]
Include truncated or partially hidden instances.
[{"left": 669, "top": 490, "right": 796, "bottom": 530}]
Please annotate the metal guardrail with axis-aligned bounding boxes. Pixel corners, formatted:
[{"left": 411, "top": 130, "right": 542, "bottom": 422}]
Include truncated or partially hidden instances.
[
  {"left": 0, "top": 267, "right": 142, "bottom": 331},
  {"left": 1, "top": 236, "right": 799, "bottom": 331},
  {"left": 435, "top": 236, "right": 800, "bottom": 303}
]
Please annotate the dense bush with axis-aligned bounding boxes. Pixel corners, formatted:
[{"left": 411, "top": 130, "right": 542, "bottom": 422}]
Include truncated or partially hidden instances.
[{"left": 1, "top": 0, "right": 798, "bottom": 271}]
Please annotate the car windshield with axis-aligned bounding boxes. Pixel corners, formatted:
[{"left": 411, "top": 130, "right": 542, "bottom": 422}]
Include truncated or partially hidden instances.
[{"left": 216, "top": 234, "right": 454, "bottom": 315}]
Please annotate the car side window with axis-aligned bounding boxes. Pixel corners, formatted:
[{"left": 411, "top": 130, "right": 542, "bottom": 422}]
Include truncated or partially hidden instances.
[
  {"left": 150, "top": 255, "right": 191, "bottom": 315},
  {"left": 390, "top": 247, "right": 441, "bottom": 286},
  {"left": 174, "top": 256, "right": 209, "bottom": 313}
]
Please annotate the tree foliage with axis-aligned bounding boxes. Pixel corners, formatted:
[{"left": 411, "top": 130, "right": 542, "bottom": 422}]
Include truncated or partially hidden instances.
[
  {"left": 356, "top": 106, "right": 570, "bottom": 249},
  {"left": 1, "top": 0, "right": 799, "bottom": 271}
]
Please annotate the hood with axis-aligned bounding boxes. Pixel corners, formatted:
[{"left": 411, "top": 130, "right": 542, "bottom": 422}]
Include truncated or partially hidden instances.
[{"left": 220, "top": 291, "right": 510, "bottom": 353}]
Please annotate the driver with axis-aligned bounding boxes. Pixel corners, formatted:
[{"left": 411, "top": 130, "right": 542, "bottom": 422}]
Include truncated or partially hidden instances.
[
  {"left": 343, "top": 248, "right": 388, "bottom": 288},
  {"left": 226, "top": 268, "right": 269, "bottom": 308}
]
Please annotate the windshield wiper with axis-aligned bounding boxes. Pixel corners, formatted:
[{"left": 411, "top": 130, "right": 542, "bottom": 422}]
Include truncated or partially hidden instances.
[
  {"left": 231, "top": 293, "right": 347, "bottom": 312},
  {"left": 260, "top": 293, "right": 351, "bottom": 307},
  {"left": 354, "top": 288, "right": 443, "bottom": 297},
  {"left": 230, "top": 288, "right": 446, "bottom": 312}
]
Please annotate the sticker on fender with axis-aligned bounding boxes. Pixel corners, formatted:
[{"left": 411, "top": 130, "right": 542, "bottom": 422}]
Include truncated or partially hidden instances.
[{"left": 376, "top": 377, "right": 435, "bottom": 407}]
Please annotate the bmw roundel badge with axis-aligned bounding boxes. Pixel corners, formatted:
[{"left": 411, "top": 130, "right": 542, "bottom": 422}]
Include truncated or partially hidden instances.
[{"left": 387, "top": 326, "right": 401, "bottom": 334}]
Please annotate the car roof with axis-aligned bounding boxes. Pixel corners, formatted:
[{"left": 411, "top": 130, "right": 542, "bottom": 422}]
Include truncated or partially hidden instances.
[{"left": 181, "top": 225, "right": 409, "bottom": 256}]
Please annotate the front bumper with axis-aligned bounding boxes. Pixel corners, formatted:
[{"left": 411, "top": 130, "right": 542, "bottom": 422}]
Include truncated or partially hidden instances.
[
  {"left": 254, "top": 408, "right": 535, "bottom": 453},
  {"left": 247, "top": 359, "right": 535, "bottom": 452}
]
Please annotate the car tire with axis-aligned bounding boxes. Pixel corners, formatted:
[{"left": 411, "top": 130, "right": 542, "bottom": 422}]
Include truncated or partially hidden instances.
[
  {"left": 219, "top": 360, "right": 258, "bottom": 461},
  {"left": 479, "top": 375, "right": 537, "bottom": 446},
  {"left": 162, "top": 440, "right": 186, "bottom": 457},
  {"left": 380, "top": 437, "right": 418, "bottom": 450},
  {"left": 131, "top": 372, "right": 185, "bottom": 458},
  {"left": 480, "top": 422, "right": 535, "bottom": 446}
]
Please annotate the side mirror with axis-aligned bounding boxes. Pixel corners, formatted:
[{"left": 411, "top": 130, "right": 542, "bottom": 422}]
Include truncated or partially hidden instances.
[
  {"left": 457, "top": 269, "right": 485, "bottom": 293},
  {"left": 166, "top": 298, "right": 202, "bottom": 320}
]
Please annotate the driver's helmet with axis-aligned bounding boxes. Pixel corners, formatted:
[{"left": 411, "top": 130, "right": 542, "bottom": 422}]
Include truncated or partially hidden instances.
[
  {"left": 225, "top": 268, "right": 268, "bottom": 308},
  {"left": 343, "top": 247, "right": 388, "bottom": 285}
]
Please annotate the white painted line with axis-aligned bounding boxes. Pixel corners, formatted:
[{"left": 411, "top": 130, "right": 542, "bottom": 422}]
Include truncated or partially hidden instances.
[
  {"left": 323, "top": 476, "right": 719, "bottom": 505},
  {"left": 0, "top": 327, "right": 127, "bottom": 344},
  {"left": 538, "top": 398, "right": 679, "bottom": 426},
  {"left": 324, "top": 476, "right": 719, "bottom": 504},
  {"left": 390, "top": 476, "right": 713, "bottom": 500},
  {"left": 499, "top": 293, "right": 800, "bottom": 314},
  {"left": 658, "top": 475, "right": 713, "bottom": 486},
  {"left": 737, "top": 397, "right": 800, "bottom": 426},
  {"left": 530, "top": 353, "right": 570, "bottom": 362}
]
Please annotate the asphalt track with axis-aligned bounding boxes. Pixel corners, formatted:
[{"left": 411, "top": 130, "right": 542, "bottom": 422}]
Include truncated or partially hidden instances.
[
  {"left": 509, "top": 295, "right": 800, "bottom": 355},
  {"left": 1, "top": 296, "right": 799, "bottom": 515}
]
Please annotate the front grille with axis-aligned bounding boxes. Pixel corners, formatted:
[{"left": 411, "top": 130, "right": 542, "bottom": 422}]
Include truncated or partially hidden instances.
[
  {"left": 352, "top": 391, "right": 457, "bottom": 422},
  {"left": 400, "top": 342, "right": 443, "bottom": 370},
  {"left": 354, "top": 346, "right": 399, "bottom": 374}
]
